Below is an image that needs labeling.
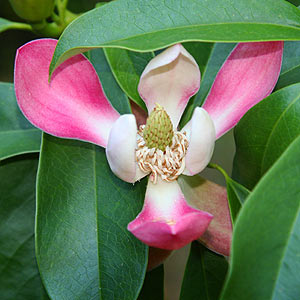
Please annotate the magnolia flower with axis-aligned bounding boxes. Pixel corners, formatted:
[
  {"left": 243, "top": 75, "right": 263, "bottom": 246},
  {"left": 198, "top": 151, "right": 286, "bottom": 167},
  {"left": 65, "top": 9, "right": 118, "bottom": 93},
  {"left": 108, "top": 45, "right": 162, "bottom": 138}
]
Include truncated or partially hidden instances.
[{"left": 14, "top": 39, "right": 283, "bottom": 251}]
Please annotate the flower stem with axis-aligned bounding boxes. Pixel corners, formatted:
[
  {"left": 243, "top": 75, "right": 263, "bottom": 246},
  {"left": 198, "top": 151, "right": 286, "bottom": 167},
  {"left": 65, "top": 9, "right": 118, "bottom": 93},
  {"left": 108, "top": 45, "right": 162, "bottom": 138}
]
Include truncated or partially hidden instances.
[{"left": 207, "top": 162, "right": 230, "bottom": 180}]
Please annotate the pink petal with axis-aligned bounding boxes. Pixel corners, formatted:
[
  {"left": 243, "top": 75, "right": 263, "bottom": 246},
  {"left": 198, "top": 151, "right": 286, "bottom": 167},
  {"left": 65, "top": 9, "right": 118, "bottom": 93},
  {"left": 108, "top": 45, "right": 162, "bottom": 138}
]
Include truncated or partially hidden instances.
[
  {"left": 14, "top": 39, "right": 120, "bottom": 148},
  {"left": 182, "top": 107, "right": 216, "bottom": 176},
  {"left": 106, "top": 114, "right": 148, "bottom": 183},
  {"left": 178, "top": 175, "right": 232, "bottom": 256},
  {"left": 203, "top": 41, "right": 283, "bottom": 139},
  {"left": 138, "top": 44, "right": 200, "bottom": 128},
  {"left": 128, "top": 178, "right": 213, "bottom": 250}
]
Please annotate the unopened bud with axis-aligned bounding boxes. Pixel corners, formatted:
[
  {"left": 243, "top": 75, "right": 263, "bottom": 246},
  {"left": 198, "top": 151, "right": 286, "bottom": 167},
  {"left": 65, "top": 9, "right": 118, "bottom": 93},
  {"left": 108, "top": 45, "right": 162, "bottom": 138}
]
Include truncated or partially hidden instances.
[{"left": 9, "top": 0, "right": 55, "bottom": 22}]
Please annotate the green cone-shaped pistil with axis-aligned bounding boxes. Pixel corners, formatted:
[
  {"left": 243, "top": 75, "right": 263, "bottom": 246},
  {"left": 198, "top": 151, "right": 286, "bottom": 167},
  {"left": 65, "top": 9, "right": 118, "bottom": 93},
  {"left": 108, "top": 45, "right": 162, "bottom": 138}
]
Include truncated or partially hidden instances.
[{"left": 143, "top": 104, "right": 174, "bottom": 151}]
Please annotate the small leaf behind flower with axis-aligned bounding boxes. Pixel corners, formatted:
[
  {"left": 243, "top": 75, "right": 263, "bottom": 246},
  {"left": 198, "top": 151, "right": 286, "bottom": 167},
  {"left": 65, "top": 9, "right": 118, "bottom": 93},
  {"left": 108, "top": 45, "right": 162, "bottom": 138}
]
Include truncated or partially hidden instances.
[{"left": 0, "top": 82, "right": 41, "bottom": 160}]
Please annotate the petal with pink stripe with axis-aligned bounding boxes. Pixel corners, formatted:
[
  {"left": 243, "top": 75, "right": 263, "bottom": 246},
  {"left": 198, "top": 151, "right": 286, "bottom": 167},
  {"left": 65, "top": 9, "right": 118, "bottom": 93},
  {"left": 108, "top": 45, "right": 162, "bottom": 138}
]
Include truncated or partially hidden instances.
[
  {"left": 203, "top": 41, "right": 283, "bottom": 139},
  {"left": 14, "top": 38, "right": 120, "bottom": 148},
  {"left": 138, "top": 44, "right": 200, "bottom": 128},
  {"left": 128, "top": 178, "right": 213, "bottom": 250}
]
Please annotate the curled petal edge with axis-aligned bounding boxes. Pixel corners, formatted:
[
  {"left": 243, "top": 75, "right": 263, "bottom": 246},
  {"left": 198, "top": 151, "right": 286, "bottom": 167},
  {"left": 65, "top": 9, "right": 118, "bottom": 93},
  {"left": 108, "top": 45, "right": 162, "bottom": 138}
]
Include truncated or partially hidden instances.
[
  {"left": 128, "top": 178, "right": 213, "bottom": 250},
  {"left": 138, "top": 44, "right": 200, "bottom": 128},
  {"left": 14, "top": 38, "right": 119, "bottom": 148}
]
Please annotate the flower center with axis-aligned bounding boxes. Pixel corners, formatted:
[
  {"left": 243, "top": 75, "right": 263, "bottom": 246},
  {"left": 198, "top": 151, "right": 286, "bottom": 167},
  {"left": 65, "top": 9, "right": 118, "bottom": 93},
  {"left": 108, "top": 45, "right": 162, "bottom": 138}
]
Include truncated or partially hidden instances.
[
  {"left": 136, "top": 104, "right": 188, "bottom": 184},
  {"left": 143, "top": 103, "right": 174, "bottom": 151}
]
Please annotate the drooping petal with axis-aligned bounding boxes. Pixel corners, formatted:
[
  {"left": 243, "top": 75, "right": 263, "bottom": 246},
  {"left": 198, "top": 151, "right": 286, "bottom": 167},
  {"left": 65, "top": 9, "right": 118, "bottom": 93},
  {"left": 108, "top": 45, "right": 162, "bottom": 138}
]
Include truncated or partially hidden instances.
[
  {"left": 182, "top": 107, "right": 216, "bottom": 176},
  {"left": 178, "top": 175, "right": 232, "bottom": 256},
  {"left": 106, "top": 114, "right": 149, "bottom": 183},
  {"left": 128, "top": 178, "right": 213, "bottom": 250},
  {"left": 202, "top": 41, "right": 283, "bottom": 139},
  {"left": 138, "top": 44, "right": 200, "bottom": 128},
  {"left": 14, "top": 38, "right": 120, "bottom": 148}
]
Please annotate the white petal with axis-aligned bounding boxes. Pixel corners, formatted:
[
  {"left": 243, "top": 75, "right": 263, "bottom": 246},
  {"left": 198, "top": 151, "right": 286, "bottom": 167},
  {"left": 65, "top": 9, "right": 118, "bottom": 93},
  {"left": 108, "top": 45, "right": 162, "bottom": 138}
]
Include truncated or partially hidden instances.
[
  {"left": 138, "top": 44, "right": 200, "bottom": 128},
  {"left": 106, "top": 114, "right": 149, "bottom": 183},
  {"left": 182, "top": 108, "right": 216, "bottom": 176}
]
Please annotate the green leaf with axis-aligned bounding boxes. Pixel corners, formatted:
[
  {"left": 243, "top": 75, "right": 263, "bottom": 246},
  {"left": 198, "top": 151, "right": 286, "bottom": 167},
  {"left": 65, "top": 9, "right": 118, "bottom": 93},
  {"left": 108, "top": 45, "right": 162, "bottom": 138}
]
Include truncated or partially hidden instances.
[
  {"left": 104, "top": 48, "right": 153, "bottom": 110},
  {"left": 208, "top": 163, "right": 250, "bottom": 223},
  {"left": 36, "top": 134, "right": 148, "bottom": 300},
  {"left": 50, "top": 0, "right": 300, "bottom": 74},
  {"left": 275, "top": 41, "right": 300, "bottom": 90},
  {"left": 0, "top": 17, "right": 32, "bottom": 33},
  {"left": 138, "top": 265, "right": 164, "bottom": 300},
  {"left": 180, "top": 43, "right": 236, "bottom": 127},
  {"left": 221, "top": 135, "right": 300, "bottom": 300},
  {"left": 233, "top": 83, "right": 300, "bottom": 189},
  {"left": 180, "top": 242, "right": 228, "bottom": 300},
  {"left": 88, "top": 49, "right": 131, "bottom": 114},
  {"left": 287, "top": 0, "right": 300, "bottom": 6},
  {"left": 192, "top": 43, "right": 236, "bottom": 108},
  {"left": 0, "top": 82, "right": 41, "bottom": 160},
  {"left": 0, "top": 155, "right": 48, "bottom": 300}
]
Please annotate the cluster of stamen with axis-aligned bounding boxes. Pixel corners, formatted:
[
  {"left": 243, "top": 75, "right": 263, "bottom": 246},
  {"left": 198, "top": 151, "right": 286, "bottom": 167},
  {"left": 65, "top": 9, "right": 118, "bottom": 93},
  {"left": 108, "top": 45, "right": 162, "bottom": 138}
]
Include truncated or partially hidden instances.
[{"left": 135, "top": 104, "right": 188, "bottom": 184}]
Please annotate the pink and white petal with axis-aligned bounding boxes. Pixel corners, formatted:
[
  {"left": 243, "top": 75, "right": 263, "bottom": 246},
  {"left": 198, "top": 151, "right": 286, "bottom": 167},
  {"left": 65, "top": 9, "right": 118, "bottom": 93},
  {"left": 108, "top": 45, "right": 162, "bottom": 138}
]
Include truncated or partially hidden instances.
[
  {"left": 182, "top": 107, "right": 216, "bottom": 176},
  {"left": 178, "top": 175, "right": 232, "bottom": 256},
  {"left": 138, "top": 44, "right": 200, "bottom": 128},
  {"left": 106, "top": 114, "right": 149, "bottom": 183},
  {"left": 203, "top": 41, "right": 283, "bottom": 139},
  {"left": 128, "top": 178, "right": 213, "bottom": 250},
  {"left": 14, "top": 38, "right": 120, "bottom": 148}
]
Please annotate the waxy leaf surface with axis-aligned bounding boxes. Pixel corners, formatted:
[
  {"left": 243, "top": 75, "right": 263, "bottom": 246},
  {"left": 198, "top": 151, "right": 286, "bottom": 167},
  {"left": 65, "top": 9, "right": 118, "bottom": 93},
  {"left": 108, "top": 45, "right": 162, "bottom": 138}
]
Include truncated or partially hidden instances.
[
  {"left": 0, "top": 82, "right": 41, "bottom": 160},
  {"left": 138, "top": 265, "right": 164, "bottom": 300},
  {"left": 88, "top": 49, "right": 131, "bottom": 115},
  {"left": 180, "top": 242, "right": 228, "bottom": 300},
  {"left": 276, "top": 41, "right": 300, "bottom": 90},
  {"left": 221, "top": 135, "right": 300, "bottom": 300},
  {"left": 0, "top": 155, "right": 48, "bottom": 300},
  {"left": 104, "top": 48, "right": 152, "bottom": 110},
  {"left": 233, "top": 83, "right": 300, "bottom": 189},
  {"left": 36, "top": 134, "right": 147, "bottom": 300},
  {"left": 50, "top": 0, "right": 300, "bottom": 73}
]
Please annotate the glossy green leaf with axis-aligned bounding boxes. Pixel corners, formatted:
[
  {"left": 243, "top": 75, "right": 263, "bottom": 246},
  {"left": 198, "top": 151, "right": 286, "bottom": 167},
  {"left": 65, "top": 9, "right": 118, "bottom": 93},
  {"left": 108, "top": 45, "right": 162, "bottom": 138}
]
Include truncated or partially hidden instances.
[
  {"left": 0, "top": 155, "right": 48, "bottom": 300},
  {"left": 180, "top": 242, "right": 228, "bottom": 300},
  {"left": 276, "top": 41, "right": 300, "bottom": 90},
  {"left": 0, "top": 17, "right": 32, "bottom": 33},
  {"left": 50, "top": 0, "right": 300, "bottom": 74},
  {"left": 0, "top": 82, "right": 41, "bottom": 160},
  {"left": 36, "top": 134, "right": 147, "bottom": 300},
  {"left": 180, "top": 43, "right": 236, "bottom": 127},
  {"left": 104, "top": 48, "right": 153, "bottom": 110},
  {"left": 138, "top": 265, "right": 164, "bottom": 300},
  {"left": 192, "top": 43, "right": 236, "bottom": 108},
  {"left": 221, "top": 135, "right": 300, "bottom": 300},
  {"left": 287, "top": 0, "right": 300, "bottom": 6},
  {"left": 233, "top": 83, "right": 300, "bottom": 189},
  {"left": 88, "top": 48, "right": 131, "bottom": 114},
  {"left": 209, "top": 164, "right": 250, "bottom": 223}
]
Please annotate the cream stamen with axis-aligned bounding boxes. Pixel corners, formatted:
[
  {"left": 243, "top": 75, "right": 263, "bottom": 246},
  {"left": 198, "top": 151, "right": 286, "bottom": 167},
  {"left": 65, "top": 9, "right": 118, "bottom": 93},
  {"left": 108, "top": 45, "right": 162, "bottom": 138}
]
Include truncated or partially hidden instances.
[{"left": 136, "top": 125, "right": 188, "bottom": 184}]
